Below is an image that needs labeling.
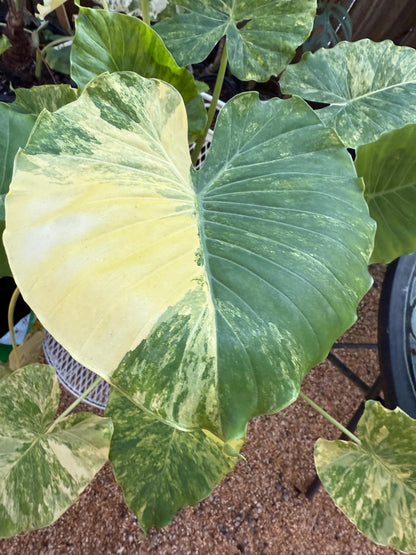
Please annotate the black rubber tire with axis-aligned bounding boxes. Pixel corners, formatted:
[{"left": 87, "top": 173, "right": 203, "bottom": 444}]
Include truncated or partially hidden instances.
[{"left": 379, "top": 253, "right": 416, "bottom": 417}]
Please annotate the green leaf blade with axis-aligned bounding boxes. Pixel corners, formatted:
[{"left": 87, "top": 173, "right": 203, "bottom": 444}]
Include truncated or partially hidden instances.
[
  {"left": 355, "top": 124, "right": 416, "bottom": 263},
  {"left": 155, "top": 0, "right": 317, "bottom": 82},
  {"left": 315, "top": 401, "right": 416, "bottom": 553},
  {"left": 280, "top": 39, "right": 416, "bottom": 148},
  {"left": 0, "top": 364, "right": 113, "bottom": 538},
  {"left": 106, "top": 388, "right": 241, "bottom": 532},
  {"left": 71, "top": 7, "right": 206, "bottom": 141}
]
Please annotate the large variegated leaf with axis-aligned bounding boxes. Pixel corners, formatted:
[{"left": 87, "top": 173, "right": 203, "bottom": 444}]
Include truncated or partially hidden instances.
[
  {"left": 280, "top": 39, "right": 416, "bottom": 148},
  {"left": 4, "top": 72, "right": 374, "bottom": 442},
  {"left": 355, "top": 124, "right": 416, "bottom": 264},
  {"left": 106, "top": 388, "right": 242, "bottom": 532},
  {"left": 315, "top": 401, "right": 416, "bottom": 553},
  {"left": 155, "top": 0, "right": 316, "bottom": 82},
  {"left": 0, "top": 364, "right": 113, "bottom": 538},
  {"left": 71, "top": 6, "right": 206, "bottom": 141}
]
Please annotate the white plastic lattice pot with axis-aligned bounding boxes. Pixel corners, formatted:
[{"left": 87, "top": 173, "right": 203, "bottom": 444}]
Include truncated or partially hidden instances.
[{"left": 42, "top": 93, "right": 224, "bottom": 409}]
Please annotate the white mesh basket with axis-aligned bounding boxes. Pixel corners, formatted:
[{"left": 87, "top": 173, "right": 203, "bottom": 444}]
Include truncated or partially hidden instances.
[{"left": 43, "top": 93, "right": 224, "bottom": 409}]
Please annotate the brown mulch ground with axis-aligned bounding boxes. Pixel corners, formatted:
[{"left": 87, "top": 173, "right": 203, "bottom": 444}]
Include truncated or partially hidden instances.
[{"left": 1, "top": 264, "right": 410, "bottom": 555}]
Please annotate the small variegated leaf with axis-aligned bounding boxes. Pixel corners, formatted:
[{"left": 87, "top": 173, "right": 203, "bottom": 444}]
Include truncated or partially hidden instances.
[
  {"left": 13, "top": 84, "right": 78, "bottom": 115},
  {"left": 106, "top": 387, "right": 242, "bottom": 532},
  {"left": 280, "top": 39, "right": 416, "bottom": 148},
  {"left": 71, "top": 6, "right": 206, "bottom": 141},
  {"left": 4, "top": 72, "right": 374, "bottom": 442},
  {"left": 355, "top": 124, "right": 416, "bottom": 264},
  {"left": 0, "top": 364, "right": 113, "bottom": 538},
  {"left": 315, "top": 401, "right": 416, "bottom": 553},
  {"left": 155, "top": 0, "right": 316, "bottom": 82}
]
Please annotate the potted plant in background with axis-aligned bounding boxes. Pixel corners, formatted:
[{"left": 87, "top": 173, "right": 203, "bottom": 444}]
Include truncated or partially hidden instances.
[{"left": 1, "top": 0, "right": 416, "bottom": 551}]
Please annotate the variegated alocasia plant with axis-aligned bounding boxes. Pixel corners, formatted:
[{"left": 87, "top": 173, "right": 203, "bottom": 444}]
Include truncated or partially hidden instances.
[{"left": 2, "top": 1, "right": 416, "bottom": 551}]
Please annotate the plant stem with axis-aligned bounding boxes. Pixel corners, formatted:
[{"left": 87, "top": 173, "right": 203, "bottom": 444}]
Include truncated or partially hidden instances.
[
  {"left": 141, "top": 0, "right": 150, "bottom": 25},
  {"left": 7, "top": 287, "right": 21, "bottom": 369},
  {"left": 47, "top": 376, "right": 103, "bottom": 433},
  {"left": 299, "top": 391, "right": 361, "bottom": 445},
  {"left": 191, "top": 39, "right": 228, "bottom": 167}
]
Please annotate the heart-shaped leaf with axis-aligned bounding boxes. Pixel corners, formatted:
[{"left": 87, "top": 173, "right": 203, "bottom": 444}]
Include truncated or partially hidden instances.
[
  {"left": 355, "top": 124, "right": 416, "bottom": 263},
  {"left": 0, "top": 364, "right": 113, "bottom": 538},
  {"left": 4, "top": 72, "right": 374, "bottom": 442},
  {"left": 71, "top": 6, "right": 206, "bottom": 141},
  {"left": 315, "top": 401, "right": 416, "bottom": 553},
  {"left": 155, "top": 0, "right": 316, "bottom": 82},
  {"left": 280, "top": 39, "right": 416, "bottom": 148},
  {"left": 106, "top": 388, "right": 242, "bottom": 532}
]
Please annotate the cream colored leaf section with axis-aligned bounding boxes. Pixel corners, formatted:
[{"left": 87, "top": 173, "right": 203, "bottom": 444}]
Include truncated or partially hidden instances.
[
  {"left": 4, "top": 72, "right": 203, "bottom": 378},
  {"left": 36, "top": 0, "right": 67, "bottom": 19}
]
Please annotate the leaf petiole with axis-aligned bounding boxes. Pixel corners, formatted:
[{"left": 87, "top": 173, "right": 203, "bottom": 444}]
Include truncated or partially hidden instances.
[
  {"left": 299, "top": 391, "right": 361, "bottom": 445},
  {"left": 7, "top": 287, "right": 21, "bottom": 369},
  {"left": 47, "top": 376, "right": 103, "bottom": 433},
  {"left": 191, "top": 38, "right": 228, "bottom": 166},
  {"left": 141, "top": 0, "right": 150, "bottom": 26}
]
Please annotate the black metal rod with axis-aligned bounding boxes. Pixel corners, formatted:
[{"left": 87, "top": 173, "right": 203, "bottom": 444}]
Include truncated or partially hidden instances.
[
  {"left": 332, "top": 342, "right": 378, "bottom": 349},
  {"left": 327, "top": 352, "right": 371, "bottom": 393}
]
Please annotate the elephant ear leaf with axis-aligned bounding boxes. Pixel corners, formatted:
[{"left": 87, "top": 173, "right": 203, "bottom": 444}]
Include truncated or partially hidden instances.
[
  {"left": 4, "top": 72, "right": 374, "bottom": 443},
  {"left": 315, "top": 401, "right": 416, "bottom": 553},
  {"left": 280, "top": 39, "right": 416, "bottom": 148},
  {"left": 155, "top": 0, "right": 317, "bottom": 81},
  {"left": 355, "top": 124, "right": 416, "bottom": 263},
  {"left": 0, "top": 364, "right": 113, "bottom": 538},
  {"left": 71, "top": 6, "right": 206, "bottom": 141},
  {"left": 106, "top": 388, "right": 242, "bottom": 532}
]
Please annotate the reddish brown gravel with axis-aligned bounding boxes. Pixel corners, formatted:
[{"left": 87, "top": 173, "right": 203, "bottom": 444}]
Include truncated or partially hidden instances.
[{"left": 1, "top": 264, "right": 411, "bottom": 555}]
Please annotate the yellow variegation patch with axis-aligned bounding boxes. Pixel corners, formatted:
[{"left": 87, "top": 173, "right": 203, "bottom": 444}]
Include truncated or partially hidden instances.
[{"left": 5, "top": 73, "right": 205, "bottom": 379}]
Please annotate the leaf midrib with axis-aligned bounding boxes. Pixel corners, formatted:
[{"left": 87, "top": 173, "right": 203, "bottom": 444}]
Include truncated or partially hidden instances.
[{"left": 329, "top": 80, "right": 416, "bottom": 105}]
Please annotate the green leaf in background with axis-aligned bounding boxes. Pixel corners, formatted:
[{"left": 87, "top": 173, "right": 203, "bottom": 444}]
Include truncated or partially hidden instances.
[
  {"left": 355, "top": 124, "right": 416, "bottom": 264},
  {"left": 0, "top": 364, "right": 113, "bottom": 538},
  {"left": 280, "top": 39, "right": 416, "bottom": 148},
  {"left": 12, "top": 84, "right": 78, "bottom": 115},
  {"left": 0, "top": 108, "right": 34, "bottom": 277},
  {"left": 43, "top": 40, "right": 72, "bottom": 77},
  {"left": 70, "top": 6, "right": 206, "bottom": 141},
  {"left": 0, "top": 35, "right": 11, "bottom": 56},
  {"left": 155, "top": 0, "right": 316, "bottom": 82},
  {"left": 0, "top": 84, "right": 78, "bottom": 277},
  {"left": 4, "top": 72, "right": 375, "bottom": 442},
  {"left": 106, "top": 388, "right": 242, "bottom": 532},
  {"left": 0, "top": 106, "right": 34, "bottom": 196},
  {"left": 315, "top": 401, "right": 416, "bottom": 553}
]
